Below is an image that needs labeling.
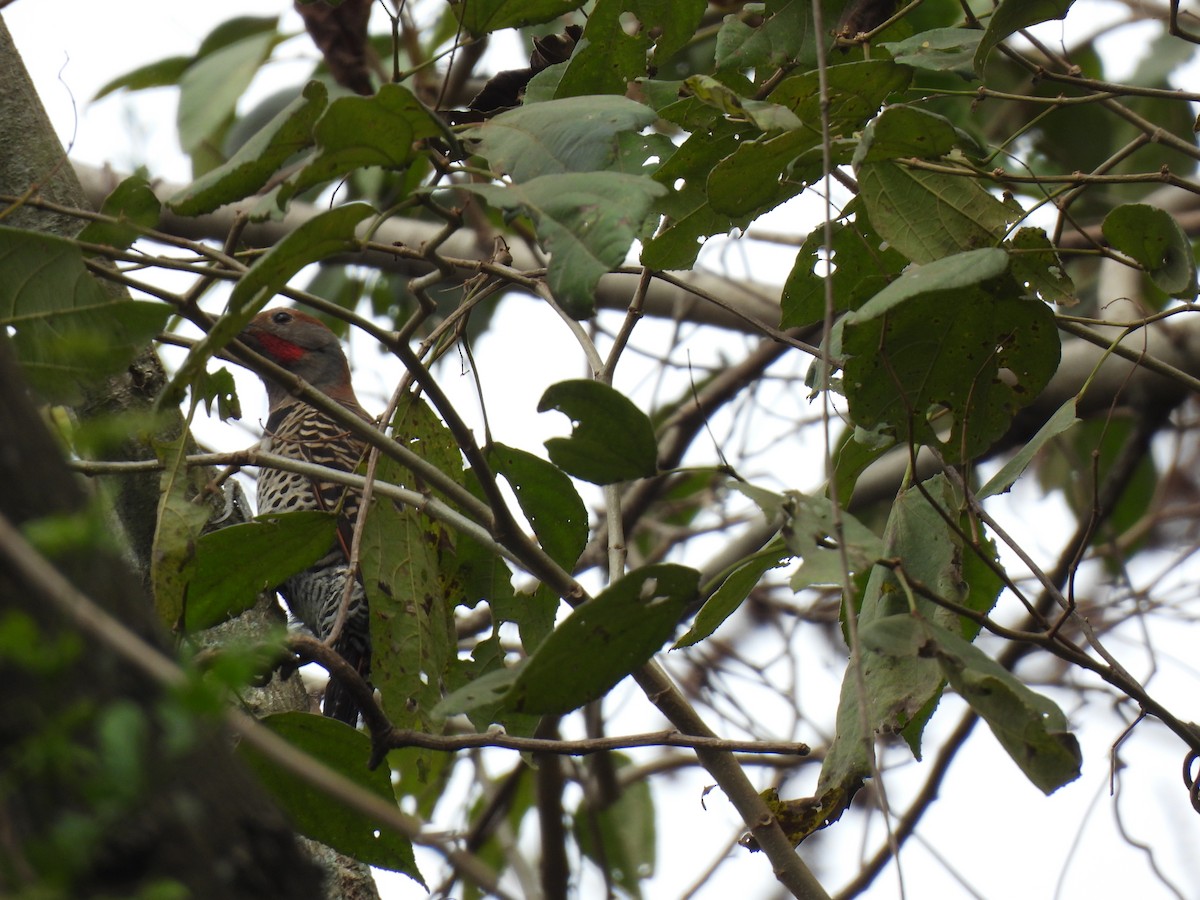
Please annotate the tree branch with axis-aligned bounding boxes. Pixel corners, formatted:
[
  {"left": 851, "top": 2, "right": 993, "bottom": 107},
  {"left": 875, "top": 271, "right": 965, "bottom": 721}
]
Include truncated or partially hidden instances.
[{"left": 73, "top": 162, "right": 786, "bottom": 333}]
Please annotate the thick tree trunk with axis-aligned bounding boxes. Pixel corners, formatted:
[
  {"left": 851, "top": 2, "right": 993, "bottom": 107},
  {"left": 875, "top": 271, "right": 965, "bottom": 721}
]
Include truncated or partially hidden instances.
[{"left": 0, "top": 18, "right": 379, "bottom": 899}]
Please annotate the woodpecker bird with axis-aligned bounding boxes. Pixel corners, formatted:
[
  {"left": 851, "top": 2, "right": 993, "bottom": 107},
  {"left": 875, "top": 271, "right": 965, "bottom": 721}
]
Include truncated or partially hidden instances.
[{"left": 239, "top": 308, "right": 373, "bottom": 725}]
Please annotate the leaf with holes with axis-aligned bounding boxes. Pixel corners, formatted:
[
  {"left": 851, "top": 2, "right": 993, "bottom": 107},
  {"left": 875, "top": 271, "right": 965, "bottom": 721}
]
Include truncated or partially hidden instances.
[
  {"left": 491, "top": 443, "right": 588, "bottom": 570},
  {"left": 507, "top": 564, "right": 700, "bottom": 714},
  {"left": 853, "top": 106, "right": 965, "bottom": 166},
  {"left": 715, "top": 0, "right": 841, "bottom": 72},
  {"left": 361, "top": 395, "right": 460, "bottom": 740},
  {"left": 538, "top": 380, "right": 658, "bottom": 484},
  {"left": 554, "top": 0, "right": 707, "bottom": 98},
  {"left": 840, "top": 248, "right": 1060, "bottom": 463},
  {"left": 781, "top": 198, "right": 907, "bottom": 328},
  {"left": 1007, "top": 227, "right": 1077, "bottom": 306}
]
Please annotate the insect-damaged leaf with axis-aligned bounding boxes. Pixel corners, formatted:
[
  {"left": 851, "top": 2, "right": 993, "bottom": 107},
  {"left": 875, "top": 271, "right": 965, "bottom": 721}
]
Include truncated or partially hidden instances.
[
  {"left": 840, "top": 248, "right": 1060, "bottom": 464},
  {"left": 862, "top": 615, "right": 1082, "bottom": 794},
  {"left": 507, "top": 564, "right": 700, "bottom": 714},
  {"left": 538, "top": 380, "right": 658, "bottom": 483}
]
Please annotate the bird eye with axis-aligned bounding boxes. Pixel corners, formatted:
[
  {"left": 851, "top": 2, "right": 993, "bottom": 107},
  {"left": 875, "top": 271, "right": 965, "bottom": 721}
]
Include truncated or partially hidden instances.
[{"left": 272, "top": 311, "right": 293, "bottom": 325}]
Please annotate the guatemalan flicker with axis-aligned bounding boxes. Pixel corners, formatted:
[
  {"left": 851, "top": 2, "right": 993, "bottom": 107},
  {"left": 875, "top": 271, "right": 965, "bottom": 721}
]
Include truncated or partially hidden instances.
[{"left": 239, "top": 308, "right": 373, "bottom": 725}]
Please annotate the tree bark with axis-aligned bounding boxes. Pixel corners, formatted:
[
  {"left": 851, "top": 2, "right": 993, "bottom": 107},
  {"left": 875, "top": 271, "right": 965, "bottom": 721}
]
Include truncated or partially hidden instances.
[{"left": 0, "top": 18, "right": 380, "bottom": 899}]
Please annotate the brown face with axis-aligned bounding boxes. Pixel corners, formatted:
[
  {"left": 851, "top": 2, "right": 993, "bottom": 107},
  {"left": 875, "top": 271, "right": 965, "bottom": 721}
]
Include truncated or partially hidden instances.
[
  {"left": 241, "top": 309, "right": 334, "bottom": 366},
  {"left": 239, "top": 308, "right": 357, "bottom": 405}
]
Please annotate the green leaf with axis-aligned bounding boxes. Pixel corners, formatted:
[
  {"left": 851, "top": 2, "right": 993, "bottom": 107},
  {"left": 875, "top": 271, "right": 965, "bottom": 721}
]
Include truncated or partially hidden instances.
[
  {"left": 490, "top": 444, "right": 588, "bottom": 571},
  {"left": 538, "top": 380, "right": 658, "bottom": 484},
  {"left": 508, "top": 564, "right": 700, "bottom": 715},
  {"left": 362, "top": 396, "right": 460, "bottom": 738},
  {"left": 648, "top": 61, "right": 909, "bottom": 264},
  {"left": 169, "top": 81, "right": 328, "bottom": 217},
  {"left": 1040, "top": 418, "right": 1159, "bottom": 549},
  {"left": 639, "top": 120, "right": 751, "bottom": 270},
  {"left": 432, "top": 662, "right": 525, "bottom": 720},
  {"left": 978, "top": 400, "right": 1079, "bottom": 500},
  {"left": 0, "top": 227, "right": 168, "bottom": 402},
  {"left": 178, "top": 27, "right": 283, "bottom": 158},
  {"left": 675, "top": 544, "right": 789, "bottom": 648},
  {"left": 450, "top": 478, "right": 519, "bottom": 621},
  {"left": 453, "top": 0, "right": 580, "bottom": 35},
  {"left": 1102, "top": 203, "right": 1198, "bottom": 298},
  {"left": 683, "top": 75, "right": 802, "bottom": 131},
  {"left": 151, "top": 431, "right": 210, "bottom": 631},
  {"left": 853, "top": 106, "right": 963, "bottom": 165},
  {"left": 465, "top": 96, "right": 658, "bottom": 182},
  {"left": 841, "top": 248, "right": 1060, "bottom": 463},
  {"left": 770, "top": 61, "right": 913, "bottom": 135},
  {"left": 196, "top": 14, "right": 281, "bottom": 57},
  {"left": 831, "top": 424, "right": 896, "bottom": 507},
  {"left": 241, "top": 203, "right": 376, "bottom": 308},
  {"left": 77, "top": 175, "right": 161, "bottom": 251},
  {"left": 857, "top": 163, "right": 1016, "bottom": 265},
  {"left": 1007, "top": 227, "right": 1077, "bottom": 306},
  {"left": 462, "top": 173, "right": 665, "bottom": 317},
  {"left": 881, "top": 28, "right": 983, "bottom": 79},
  {"left": 92, "top": 56, "right": 192, "bottom": 100},
  {"left": 185, "top": 511, "right": 338, "bottom": 631},
  {"left": 493, "top": 584, "right": 561, "bottom": 656},
  {"left": 783, "top": 492, "right": 883, "bottom": 589},
  {"left": 780, "top": 198, "right": 907, "bottom": 328},
  {"left": 160, "top": 203, "right": 375, "bottom": 408},
  {"left": 280, "top": 84, "right": 444, "bottom": 205},
  {"left": 975, "top": 0, "right": 1076, "bottom": 72},
  {"left": 957, "top": 527, "right": 1004, "bottom": 642},
  {"left": 706, "top": 129, "right": 814, "bottom": 217},
  {"left": 800, "top": 475, "right": 999, "bottom": 841},
  {"left": 461, "top": 764, "right": 535, "bottom": 900},
  {"left": 574, "top": 754, "right": 657, "bottom": 895},
  {"left": 243, "top": 713, "right": 424, "bottom": 880},
  {"left": 863, "top": 616, "right": 1081, "bottom": 794},
  {"left": 554, "top": 0, "right": 708, "bottom": 98},
  {"left": 714, "top": 0, "right": 841, "bottom": 73}
]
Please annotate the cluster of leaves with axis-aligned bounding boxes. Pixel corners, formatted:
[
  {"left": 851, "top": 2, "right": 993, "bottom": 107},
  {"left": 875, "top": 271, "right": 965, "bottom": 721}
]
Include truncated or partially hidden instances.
[{"left": 7, "top": 0, "right": 1200, "bottom": 896}]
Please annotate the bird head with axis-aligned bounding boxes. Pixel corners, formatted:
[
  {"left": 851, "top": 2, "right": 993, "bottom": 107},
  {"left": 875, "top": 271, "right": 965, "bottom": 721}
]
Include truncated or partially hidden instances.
[{"left": 239, "top": 308, "right": 359, "bottom": 409}]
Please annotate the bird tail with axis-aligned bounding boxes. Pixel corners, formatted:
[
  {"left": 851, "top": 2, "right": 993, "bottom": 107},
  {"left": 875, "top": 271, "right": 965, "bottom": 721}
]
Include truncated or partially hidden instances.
[
  {"left": 323, "top": 631, "right": 371, "bottom": 726},
  {"left": 284, "top": 565, "right": 372, "bottom": 727}
]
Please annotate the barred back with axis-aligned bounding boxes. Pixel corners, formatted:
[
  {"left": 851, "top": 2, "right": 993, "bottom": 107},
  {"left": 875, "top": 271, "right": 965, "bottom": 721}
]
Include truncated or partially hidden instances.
[
  {"left": 256, "top": 400, "right": 371, "bottom": 538},
  {"left": 256, "top": 399, "right": 373, "bottom": 725}
]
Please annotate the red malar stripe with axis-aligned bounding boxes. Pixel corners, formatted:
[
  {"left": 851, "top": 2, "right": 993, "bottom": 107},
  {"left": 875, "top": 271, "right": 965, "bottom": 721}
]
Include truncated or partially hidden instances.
[{"left": 256, "top": 333, "right": 306, "bottom": 363}]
